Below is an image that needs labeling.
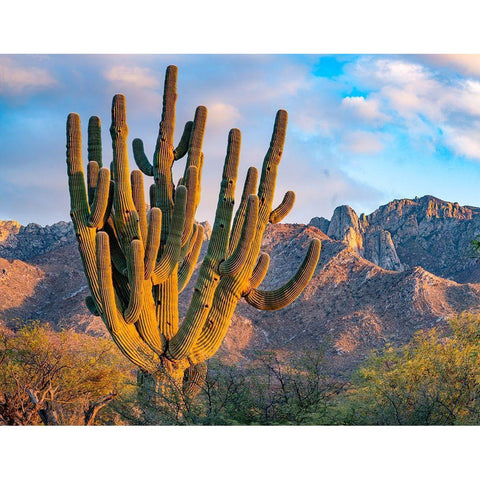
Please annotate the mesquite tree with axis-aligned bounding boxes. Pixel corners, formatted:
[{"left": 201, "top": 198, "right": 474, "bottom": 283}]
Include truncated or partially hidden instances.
[{"left": 66, "top": 65, "right": 321, "bottom": 399}]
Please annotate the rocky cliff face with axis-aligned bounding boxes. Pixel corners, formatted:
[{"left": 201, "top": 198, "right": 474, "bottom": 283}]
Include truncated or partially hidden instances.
[
  {"left": 309, "top": 195, "right": 480, "bottom": 281},
  {"left": 2, "top": 195, "right": 480, "bottom": 376}
]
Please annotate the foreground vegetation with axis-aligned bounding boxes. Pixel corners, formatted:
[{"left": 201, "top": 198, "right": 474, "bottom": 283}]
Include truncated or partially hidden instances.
[{"left": 2, "top": 314, "right": 480, "bottom": 425}]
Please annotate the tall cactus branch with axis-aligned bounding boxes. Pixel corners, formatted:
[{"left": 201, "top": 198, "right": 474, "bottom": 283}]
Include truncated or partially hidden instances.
[{"left": 66, "top": 65, "right": 321, "bottom": 400}]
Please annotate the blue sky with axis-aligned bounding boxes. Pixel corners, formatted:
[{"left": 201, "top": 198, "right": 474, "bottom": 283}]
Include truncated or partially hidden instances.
[{"left": 2, "top": 54, "right": 480, "bottom": 226}]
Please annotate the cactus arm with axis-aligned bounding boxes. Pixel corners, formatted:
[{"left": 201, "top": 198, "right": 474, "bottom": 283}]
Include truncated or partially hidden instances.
[
  {"left": 248, "top": 252, "right": 270, "bottom": 290},
  {"left": 131, "top": 169, "right": 148, "bottom": 244},
  {"left": 228, "top": 166, "right": 259, "bottom": 256},
  {"left": 151, "top": 185, "right": 187, "bottom": 285},
  {"left": 184, "top": 106, "right": 207, "bottom": 171},
  {"left": 153, "top": 65, "right": 177, "bottom": 232},
  {"left": 123, "top": 239, "right": 145, "bottom": 324},
  {"left": 96, "top": 232, "right": 160, "bottom": 372},
  {"left": 144, "top": 207, "right": 162, "bottom": 281},
  {"left": 178, "top": 224, "right": 204, "bottom": 293},
  {"left": 87, "top": 161, "right": 99, "bottom": 204},
  {"left": 180, "top": 165, "right": 199, "bottom": 246},
  {"left": 87, "top": 167, "right": 111, "bottom": 228},
  {"left": 167, "top": 128, "right": 240, "bottom": 361},
  {"left": 219, "top": 195, "right": 258, "bottom": 277},
  {"left": 132, "top": 138, "right": 154, "bottom": 176},
  {"left": 66, "top": 113, "right": 105, "bottom": 314},
  {"left": 269, "top": 190, "right": 295, "bottom": 224},
  {"left": 88, "top": 116, "right": 102, "bottom": 166},
  {"left": 244, "top": 238, "right": 321, "bottom": 311},
  {"left": 173, "top": 120, "right": 193, "bottom": 160}
]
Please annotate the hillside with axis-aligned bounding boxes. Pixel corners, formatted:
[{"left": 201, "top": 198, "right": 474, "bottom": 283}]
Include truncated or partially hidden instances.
[{"left": 1, "top": 195, "right": 480, "bottom": 376}]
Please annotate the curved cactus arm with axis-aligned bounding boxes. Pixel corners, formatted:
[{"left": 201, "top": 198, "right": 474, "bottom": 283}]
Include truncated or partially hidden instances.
[
  {"left": 244, "top": 238, "right": 321, "bottom": 311},
  {"left": 149, "top": 183, "right": 157, "bottom": 208},
  {"left": 269, "top": 190, "right": 295, "bottom": 224},
  {"left": 132, "top": 138, "right": 154, "bottom": 176},
  {"left": 151, "top": 185, "right": 187, "bottom": 285},
  {"left": 131, "top": 170, "right": 148, "bottom": 244},
  {"left": 248, "top": 252, "right": 270, "bottom": 290},
  {"left": 181, "top": 165, "right": 199, "bottom": 246},
  {"left": 182, "top": 362, "right": 208, "bottom": 398},
  {"left": 178, "top": 224, "right": 204, "bottom": 293},
  {"left": 88, "top": 116, "right": 102, "bottom": 166},
  {"left": 228, "top": 166, "right": 258, "bottom": 256},
  {"left": 144, "top": 207, "right": 162, "bottom": 281},
  {"left": 87, "top": 167, "right": 111, "bottom": 228},
  {"left": 96, "top": 232, "right": 160, "bottom": 372},
  {"left": 173, "top": 120, "right": 193, "bottom": 160},
  {"left": 219, "top": 195, "right": 258, "bottom": 277},
  {"left": 103, "top": 219, "right": 127, "bottom": 276},
  {"left": 123, "top": 239, "right": 145, "bottom": 324},
  {"left": 167, "top": 128, "right": 240, "bottom": 361}
]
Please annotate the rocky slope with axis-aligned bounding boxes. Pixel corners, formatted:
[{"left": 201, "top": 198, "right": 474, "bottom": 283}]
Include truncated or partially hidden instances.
[{"left": 1, "top": 195, "right": 480, "bottom": 376}]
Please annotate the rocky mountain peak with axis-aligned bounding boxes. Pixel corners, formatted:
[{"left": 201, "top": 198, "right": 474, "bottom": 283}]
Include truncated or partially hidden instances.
[{"left": 327, "top": 205, "right": 364, "bottom": 255}]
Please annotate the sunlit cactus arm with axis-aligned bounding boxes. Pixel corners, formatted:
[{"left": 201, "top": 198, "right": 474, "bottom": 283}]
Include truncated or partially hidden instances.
[
  {"left": 178, "top": 223, "right": 204, "bottom": 293},
  {"left": 180, "top": 165, "right": 199, "bottom": 246},
  {"left": 228, "top": 166, "right": 258, "bottom": 256},
  {"left": 131, "top": 170, "right": 148, "bottom": 244},
  {"left": 96, "top": 232, "right": 160, "bottom": 372},
  {"left": 248, "top": 252, "right": 270, "bottom": 290},
  {"left": 244, "top": 238, "right": 321, "bottom": 311},
  {"left": 87, "top": 167, "right": 110, "bottom": 228},
  {"left": 167, "top": 128, "right": 241, "bottom": 361},
  {"left": 144, "top": 208, "right": 162, "bottom": 281},
  {"left": 269, "top": 190, "right": 295, "bottom": 224},
  {"left": 219, "top": 195, "right": 258, "bottom": 277},
  {"left": 123, "top": 238, "right": 145, "bottom": 324}
]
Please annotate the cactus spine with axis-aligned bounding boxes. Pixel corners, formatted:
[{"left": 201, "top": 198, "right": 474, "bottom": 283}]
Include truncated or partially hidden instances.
[{"left": 66, "top": 65, "right": 321, "bottom": 398}]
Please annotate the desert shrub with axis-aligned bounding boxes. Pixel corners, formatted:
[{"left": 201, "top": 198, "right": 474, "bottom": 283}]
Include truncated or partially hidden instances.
[
  {"left": 336, "top": 313, "right": 480, "bottom": 425},
  {"left": 0, "top": 321, "right": 134, "bottom": 425}
]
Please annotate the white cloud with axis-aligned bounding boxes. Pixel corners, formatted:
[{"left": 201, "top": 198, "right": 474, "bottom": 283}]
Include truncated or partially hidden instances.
[
  {"left": 103, "top": 65, "right": 160, "bottom": 89},
  {"left": 206, "top": 102, "right": 241, "bottom": 128},
  {"left": 341, "top": 95, "right": 389, "bottom": 123},
  {"left": 443, "top": 124, "right": 480, "bottom": 160},
  {"left": 0, "top": 57, "right": 56, "bottom": 94},
  {"left": 342, "top": 131, "right": 384, "bottom": 154}
]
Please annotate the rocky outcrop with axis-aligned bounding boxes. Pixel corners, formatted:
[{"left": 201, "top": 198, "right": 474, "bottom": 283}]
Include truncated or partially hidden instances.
[
  {"left": 364, "top": 227, "right": 403, "bottom": 272},
  {"left": 309, "top": 216, "right": 330, "bottom": 233},
  {"left": 327, "top": 205, "right": 364, "bottom": 255}
]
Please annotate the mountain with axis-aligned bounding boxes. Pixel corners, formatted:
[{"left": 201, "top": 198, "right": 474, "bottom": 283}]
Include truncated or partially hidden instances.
[{"left": 1, "top": 194, "right": 480, "bottom": 376}]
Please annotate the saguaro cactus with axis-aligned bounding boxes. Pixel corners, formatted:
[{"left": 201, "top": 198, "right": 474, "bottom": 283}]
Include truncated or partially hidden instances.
[{"left": 66, "top": 65, "right": 321, "bottom": 399}]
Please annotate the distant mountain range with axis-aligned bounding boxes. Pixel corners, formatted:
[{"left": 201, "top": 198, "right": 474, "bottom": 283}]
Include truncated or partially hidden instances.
[{"left": 2, "top": 195, "right": 480, "bottom": 376}]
